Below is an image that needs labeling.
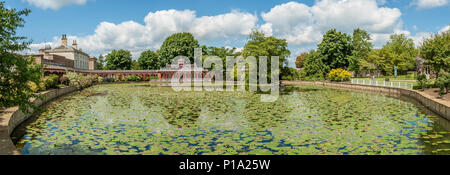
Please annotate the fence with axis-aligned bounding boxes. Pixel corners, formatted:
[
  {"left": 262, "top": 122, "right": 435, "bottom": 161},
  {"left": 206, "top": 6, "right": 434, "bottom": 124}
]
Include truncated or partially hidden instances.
[{"left": 351, "top": 79, "right": 414, "bottom": 89}]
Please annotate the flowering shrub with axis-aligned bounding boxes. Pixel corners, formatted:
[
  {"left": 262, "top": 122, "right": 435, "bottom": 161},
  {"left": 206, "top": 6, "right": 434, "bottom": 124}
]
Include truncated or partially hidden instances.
[
  {"left": 41, "top": 74, "right": 59, "bottom": 89},
  {"left": 27, "top": 81, "right": 40, "bottom": 93},
  {"left": 98, "top": 76, "right": 104, "bottom": 83},
  {"left": 63, "top": 72, "right": 96, "bottom": 89},
  {"left": 328, "top": 68, "right": 351, "bottom": 81}
]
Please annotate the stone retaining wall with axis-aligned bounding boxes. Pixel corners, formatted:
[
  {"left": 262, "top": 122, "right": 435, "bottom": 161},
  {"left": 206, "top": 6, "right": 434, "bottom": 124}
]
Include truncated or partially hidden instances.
[
  {"left": 0, "top": 86, "right": 77, "bottom": 155},
  {"left": 283, "top": 81, "right": 450, "bottom": 120}
]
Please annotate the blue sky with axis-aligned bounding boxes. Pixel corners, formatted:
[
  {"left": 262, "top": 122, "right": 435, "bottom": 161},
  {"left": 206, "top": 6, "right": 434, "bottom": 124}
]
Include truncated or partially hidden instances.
[{"left": 6, "top": 0, "right": 450, "bottom": 67}]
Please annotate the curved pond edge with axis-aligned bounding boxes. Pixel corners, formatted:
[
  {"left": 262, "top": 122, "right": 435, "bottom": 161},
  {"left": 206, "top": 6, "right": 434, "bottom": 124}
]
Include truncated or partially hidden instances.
[
  {"left": 282, "top": 81, "right": 450, "bottom": 121},
  {"left": 0, "top": 86, "right": 79, "bottom": 155},
  {"left": 0, "top": 81, "right": 154, "bottom": 155},
  {"left": 1, "top": 81, "right": 449, "bottom": 155}
]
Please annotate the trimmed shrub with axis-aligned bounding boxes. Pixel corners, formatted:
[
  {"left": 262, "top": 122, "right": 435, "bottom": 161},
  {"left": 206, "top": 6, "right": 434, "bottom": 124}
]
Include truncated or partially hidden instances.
[
  {"left": 416, "top": 74, "right": 427, "bottom": 91},
  {"left": 328, "top": 68, "right": 351, "bottom": 82},
  {"left": 435, "top": 71, "right": 450, "bottom": 97},
  {"left": 126, "top": 75, "right": 142, "bottom": 82}
]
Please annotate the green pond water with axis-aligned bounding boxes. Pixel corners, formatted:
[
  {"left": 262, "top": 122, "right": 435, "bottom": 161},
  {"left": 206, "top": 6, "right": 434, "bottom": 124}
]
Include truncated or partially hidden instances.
[{"left": 15, "top": 83, "right": 450, "bottom": 155}]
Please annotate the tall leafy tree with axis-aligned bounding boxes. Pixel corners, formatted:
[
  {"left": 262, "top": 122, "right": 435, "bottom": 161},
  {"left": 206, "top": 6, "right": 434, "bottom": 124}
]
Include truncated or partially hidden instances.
[
  {"left": 202, "top": 46, "right": 238, "bottom": 71},
  {"left": 382, "top": 34, "right": 417, "bottom": 74},
  {"left": 131, "top": 60, "right": 140, "bottom": 70},
  {"left": 318, "top": 29, "right": 353, "bottom": 70},
  {"left": 138, "top": 50, "right": 160, "bottom": 70},
  {"left": 367, "top": 48, "right": 395, "bottom": 75},
  {"left": 158, "top": 32, "right": 199, "bottom": 65},
  {"left": 105, "top": 49, "right": 132, "bottom": 70},
  {"left": 349, "top": 28, "right": 373, "bottom": 76},
  {"left": 301, "top": 50, "right": 328, "bottom": 80},
  {"left": 0, "top": 2, "right": 43, "bottom": 111},
  {"left": 295, "top": 52, "right": 308, "bottom": 69},
  {"left": 96, "top": 54, "right": 105, "bottom": 70},
  {"left": 420, "top": 31, "right": 450, "bottom": 78},
  {"left": 242, "top": 30, "right": 291, "bottom": 80}
]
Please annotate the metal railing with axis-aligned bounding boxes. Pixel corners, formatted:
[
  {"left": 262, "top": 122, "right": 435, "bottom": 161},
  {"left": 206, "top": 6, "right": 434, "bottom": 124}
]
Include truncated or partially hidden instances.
[{"left": 351, "top": 79, "right": 414, "bottom": 89}]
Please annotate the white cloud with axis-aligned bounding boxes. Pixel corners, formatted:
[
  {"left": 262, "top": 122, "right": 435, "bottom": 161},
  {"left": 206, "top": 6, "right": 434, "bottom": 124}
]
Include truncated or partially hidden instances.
[
  {"left": 440, "top": 25, "right": 450, "bottom": 33},
  {"left": 29, "top": 9, "right": 258, "bottom": 57},
  {"left": 412, "top": 0, "right": 449, "bottom": 9},
  {"left": 260, "top": 0, "right": 403, "bottom": 46},
  {"left": 22, "top": 0, "right": 88, "bottom": 10}
]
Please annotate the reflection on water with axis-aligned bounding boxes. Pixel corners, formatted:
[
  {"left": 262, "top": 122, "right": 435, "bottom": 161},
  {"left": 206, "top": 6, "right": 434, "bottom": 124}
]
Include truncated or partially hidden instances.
[{"left": 14, "top": 83, "right": 450, "bottom": 155}]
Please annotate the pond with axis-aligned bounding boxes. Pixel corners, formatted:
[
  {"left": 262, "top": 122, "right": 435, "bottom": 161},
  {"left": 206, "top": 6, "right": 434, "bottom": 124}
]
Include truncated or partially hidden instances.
[{"left": 14, "top": 83, "right": 450, "bottom": 155}]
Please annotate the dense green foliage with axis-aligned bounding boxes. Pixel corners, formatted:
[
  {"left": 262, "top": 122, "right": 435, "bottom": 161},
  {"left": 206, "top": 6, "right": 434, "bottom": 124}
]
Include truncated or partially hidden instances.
[
  {"left": 420, "top": 31, "right": 450, "bottom": 77},
  {"left": 96, "top": 54, "right": 105, "bottom": 70},
  {"left": 280, "top": 67, "right": 301, "bottom": 81},
  {"left": 416, "top": 74, "right": 428, "bottom": 90},
  {"left": 299, "top": 28, "right": 425, "bottom": 80},
  {"left": 126, "top": 75, "right": 142, "bottom": 82},
  {"left": 159, "top": 32, "right": 199, "bottom": 65},
  {"left": 131, "top": 60, "right": 140, "bottom": 70},
  {"left": 105, "top": 49, "right": 133, "bottom": 70},
  {"left": 349, "top": 29, "right": 373, "bottom": 76},
  {"left": 435, "top": 71, "right": 450, "bottom": 96},
  {"left": 365, "top": 34, "right": 417, "bottom": 76},
  {"left": 295, "top": 52, "right": 307, "bottom": 69},
  {"left": 42, "top": 74, "right": 60, "bottom": 89},
  {"left": 138, "top": 50, "right": 160, "bottom": 70},
  {"left": 317, "top": 29, "right": 353, "bottom": 70},
  {"left": 300, "top": 50, "right": 328, "bottom": 80},
  {"left": 242, "top": 30, "right": 291, "bottom": 81},
  {"left": 382, "top": 34, "right": 417, "bottom": 74},
  {"left": 0, "top": 3, "right": 43, "bottom": 111}
]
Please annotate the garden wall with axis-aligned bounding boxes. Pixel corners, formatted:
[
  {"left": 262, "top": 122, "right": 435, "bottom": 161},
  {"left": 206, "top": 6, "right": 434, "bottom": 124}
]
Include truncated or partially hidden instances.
[
  {"left": 283, "top": 81, "right": 450, "bottom": 121},
  {"left": 0, "top": 86, "right": 77, "bottom": 155}
]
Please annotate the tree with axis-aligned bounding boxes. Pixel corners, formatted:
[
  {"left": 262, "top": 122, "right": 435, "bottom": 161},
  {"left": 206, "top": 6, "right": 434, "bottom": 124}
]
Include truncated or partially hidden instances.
[
  {"left": 202, "top": 46, "right": 238, "bottom": 72},
  {"left": 367, "top": 48, "right": 395, "bottom": 75},
  {"left": 318, "top": 29, "right": 353, "bottom": 70},
  {"left": 383, "top": 34, "right": 417, "bottom": 74},
  {"left": 242, "top": 30, "right": 291, "bottom": 81},
  {"left": 295, "top": 52, "right": 308, "bottom": 69},
  {"left": 131, "top": 60, "right": 140, "bottom": 70},
  {"left": 96, "top": 54, "right": 105, "bottom": 70},
  {"left": 0, "top": 2, "right": 43, "bottom": 111},
  {"left": 105, "top": 49, "right": 132, "bottom": 70},
  {"left": 300, "top": 50, "right": 328, "bottom": 80},
  {"left": 158, "top": 32, "right": 199, "bottom": 66},
  {"left": 138, "top": 50, "right": 160, "bottom": 70},
  {"left": 420, "top": 31, "right": 450, "bottom": 78},
  {"left": 349, "top": 28, "right": 373, "bottom": 76}
]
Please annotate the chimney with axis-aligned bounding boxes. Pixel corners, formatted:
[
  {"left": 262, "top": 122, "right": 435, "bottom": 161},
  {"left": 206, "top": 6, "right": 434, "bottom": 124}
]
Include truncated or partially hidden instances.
[
  {"left": 61, "top": 34, "right": 67, "bottom": 46},
  {"left": 72, "top": 40, "right": 78, "bottom": 49}
]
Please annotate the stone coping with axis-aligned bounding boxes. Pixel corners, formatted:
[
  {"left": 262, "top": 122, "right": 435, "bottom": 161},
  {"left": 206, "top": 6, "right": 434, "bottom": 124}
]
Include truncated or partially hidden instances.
[
  {"left": 282, "top": 81, "right": 449, "bottom": 120},
  {"left": 0, "top": 86, "right": 78, "bottom": 155}
]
